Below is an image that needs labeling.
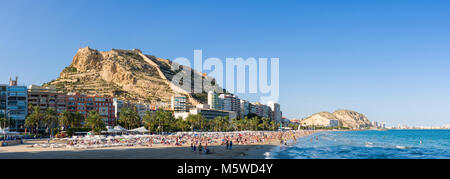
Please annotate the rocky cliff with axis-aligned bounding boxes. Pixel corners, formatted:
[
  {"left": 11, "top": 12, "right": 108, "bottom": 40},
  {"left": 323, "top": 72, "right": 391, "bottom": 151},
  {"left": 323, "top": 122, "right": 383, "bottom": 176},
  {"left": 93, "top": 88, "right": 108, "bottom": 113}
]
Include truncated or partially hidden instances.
[
  {"left": 300, "top": 110, "right": 372, "bottom": 129},
  {"left": 44, "top": 47, "right": 221, "bottom": 105}
]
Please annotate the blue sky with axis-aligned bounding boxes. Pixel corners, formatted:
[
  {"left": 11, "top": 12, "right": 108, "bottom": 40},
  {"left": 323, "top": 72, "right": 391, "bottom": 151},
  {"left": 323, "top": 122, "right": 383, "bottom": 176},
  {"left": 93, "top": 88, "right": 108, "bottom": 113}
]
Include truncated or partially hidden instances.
[{"left": 1, "top": 0, "right": 449, "bottom": 126}]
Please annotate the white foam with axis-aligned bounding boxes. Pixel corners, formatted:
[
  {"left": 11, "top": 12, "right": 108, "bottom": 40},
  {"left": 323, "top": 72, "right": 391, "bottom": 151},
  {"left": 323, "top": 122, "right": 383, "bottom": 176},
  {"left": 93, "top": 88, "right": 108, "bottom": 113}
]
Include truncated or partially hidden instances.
[{"left": 395, "top": 145, "right": 407, "bottom": 149}]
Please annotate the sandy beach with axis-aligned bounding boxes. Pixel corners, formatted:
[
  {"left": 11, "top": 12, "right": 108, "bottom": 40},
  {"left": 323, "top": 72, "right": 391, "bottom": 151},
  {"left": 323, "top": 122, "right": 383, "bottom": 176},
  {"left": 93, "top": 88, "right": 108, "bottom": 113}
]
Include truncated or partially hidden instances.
[
  {"left": 0, "top": 130, "right": 317, "bottom": 159},
  {"left": 0, "top": 140, "right": 276, "bottom": 159}
]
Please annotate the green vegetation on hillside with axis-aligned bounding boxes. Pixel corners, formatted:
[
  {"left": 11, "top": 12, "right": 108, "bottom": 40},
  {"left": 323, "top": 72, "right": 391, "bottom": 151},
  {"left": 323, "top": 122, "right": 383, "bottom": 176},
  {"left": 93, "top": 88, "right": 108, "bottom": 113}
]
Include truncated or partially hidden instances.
[{"left": 63, "top": 66, "right": 78, "bottom": 73}]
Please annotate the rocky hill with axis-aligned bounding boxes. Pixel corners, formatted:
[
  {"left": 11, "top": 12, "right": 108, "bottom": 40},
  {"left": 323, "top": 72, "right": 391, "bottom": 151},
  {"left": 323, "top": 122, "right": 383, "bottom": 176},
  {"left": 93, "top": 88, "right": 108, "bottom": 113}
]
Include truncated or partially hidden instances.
[
  {"left": 300, "top": 110, "right": 372, "bottom": 129},
  {"left": 44, "top": 47, "right": 221, "bottom": 105}
]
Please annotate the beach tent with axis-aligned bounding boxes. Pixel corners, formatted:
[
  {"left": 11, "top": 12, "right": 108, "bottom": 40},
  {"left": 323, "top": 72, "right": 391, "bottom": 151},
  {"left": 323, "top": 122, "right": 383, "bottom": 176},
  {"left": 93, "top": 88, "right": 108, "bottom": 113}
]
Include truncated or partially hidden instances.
[
  {"left": 103, "top": 127, "right": 123, "bottom": 134},
  {"left": 0, "top": 127, "right": 8, "bottom": 133},
  {"left": 113, "top": 126, "right": 128, "bottom": 132},
  {"left": 128, "top": 127, "right": 149, "bottom": 133},
  {"left": 0, "top": 127, "right": 21, "bottom": 135},
  {"left": 102, "top": 126, "right": 119, "bottom": 134}
]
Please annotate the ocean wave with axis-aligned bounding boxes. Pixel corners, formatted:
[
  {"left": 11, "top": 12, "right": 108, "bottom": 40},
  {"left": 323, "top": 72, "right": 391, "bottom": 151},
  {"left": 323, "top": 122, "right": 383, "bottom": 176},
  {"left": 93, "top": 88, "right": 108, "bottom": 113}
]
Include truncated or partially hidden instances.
[
  {"left": 269, "top": 130, "right": 450, "bottom": 159},
  {"left": 263, "top": 152, "right": 272, "bottom": 159},
  {"left": 395, "top": 145, "right": 407, "bottom": 149},
  {"left": 365, "top": 142, "right": 374, "bottom": 147}
]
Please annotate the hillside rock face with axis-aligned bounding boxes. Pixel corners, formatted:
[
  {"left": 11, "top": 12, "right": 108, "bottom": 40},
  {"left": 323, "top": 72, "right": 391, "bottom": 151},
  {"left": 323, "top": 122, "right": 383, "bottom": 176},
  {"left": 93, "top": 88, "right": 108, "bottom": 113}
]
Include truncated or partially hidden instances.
[
  {"left": 333, "top": 110, "right": 372, "bottom": 129},
  {"left": 45, "top": 47, "right": 219, "bottom": 105},
  {"left": 300, "top": 110, "right": 372, "bottom": 129},
  {"left": 300, "top": 112, "right": 338, "bottom": 127}
]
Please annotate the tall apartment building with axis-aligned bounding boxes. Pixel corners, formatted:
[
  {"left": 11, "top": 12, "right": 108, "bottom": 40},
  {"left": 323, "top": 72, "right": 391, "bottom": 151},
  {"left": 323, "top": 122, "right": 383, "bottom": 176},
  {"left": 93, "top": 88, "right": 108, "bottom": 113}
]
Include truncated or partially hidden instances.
[
  {"left": 0, "top": 84, "right": 6, "bottom": 119},
  {"left": 248, "top": 102, "right": 256, "bottom": 116},
  {"left": 207, "top": 91, "right": 222, "bottom": 110},
  {"left": 251, "top": 102, "right": 263, "bottom": 117},
  {"left": 27, "top": 85, "right": 67, "bottom": 114},
  {"left": 268, "top": 101, "right": 282, "bottom": 122},
  {"left": 219, "top": 94, "right": 240, "bottom": 116},
  {"left": 219, "top": 94, "right": 232, "bottom": 111},
  {"left": 171, "top": 95, "right": 187, "bottom": 112},
  {"left": 263, "top": 105, "right": 272, "bottom": 119},
  {"left": 6, "top": 77, "right": 28, "bottom": 129},
  {"left": 248, "top": 102, "right": 272, "bottom": 119},
  {"left": 240, "top": 100, "right": 249, "bottom": 119},
  {"left": 66, "top": 93, "right": 115, "bottom": 126}
]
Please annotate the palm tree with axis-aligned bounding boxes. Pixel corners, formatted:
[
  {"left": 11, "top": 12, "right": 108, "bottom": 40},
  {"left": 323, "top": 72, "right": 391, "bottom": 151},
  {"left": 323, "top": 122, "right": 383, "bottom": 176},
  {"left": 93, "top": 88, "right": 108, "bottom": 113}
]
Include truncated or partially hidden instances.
[
  {"left": 261, "top": 117, "right": 270, "bottom": 131},
  {"left": 222, "top": 116, "right": 230, "bottom": 131},
  {"left": 143, "top": 109, "right": 174, "bottom": 133},
  {"left": 72, "top": 112, "right": 84, "bottom": 128},
  {"left": 156, "top": 109, "right": 174, "bottom": 133},
  {"left": 172, "top": 117, "right": 186, "bottom": 132},
  {"left": 270, "top": 121, "right": 276, "bottom": 131},
  {"left": 85, "top": 111, "right": 106, "bottom": 135},
  {"left": 249, "top": 117, "right": 258, "bottom": 131},
  {"left": 119, "top": 107, "right": 141, "bottom": 130},
  {"left": 212, "top": 117, "right": 219, "bottom": 131},
  {"left": 0, "top": 117, "right": 10, "bottom": 129},
  {"left": 214, "top": 116, "right": 230, "bottom": 132},
  {"left": 186, "top": 114, "right": 205, "bottom": 132},
  {"left": 143, "top": 111, "right": 157, "bottom": 132},
  {"left": 59, "top": 110, "right": 72, "bottom": 130},
  {"left": 237, "top": 118, "right": 247, "bottom": 131},
  {"left": 231, "top": 118, "right": 238, "bottom": 131},
  {"left": 43, "top": 108, "right": 58, "bottom": 137},
  {"left": 25, "top": 106, "right": 44, "bottom": 135}
]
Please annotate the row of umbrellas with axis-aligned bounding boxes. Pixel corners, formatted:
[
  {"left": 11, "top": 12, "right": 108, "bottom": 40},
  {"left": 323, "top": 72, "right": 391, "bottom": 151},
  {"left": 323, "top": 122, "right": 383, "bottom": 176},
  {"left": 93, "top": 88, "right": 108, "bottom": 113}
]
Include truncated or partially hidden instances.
[{"left": 103, "top": 126, "right": 149, "bottom": 133}]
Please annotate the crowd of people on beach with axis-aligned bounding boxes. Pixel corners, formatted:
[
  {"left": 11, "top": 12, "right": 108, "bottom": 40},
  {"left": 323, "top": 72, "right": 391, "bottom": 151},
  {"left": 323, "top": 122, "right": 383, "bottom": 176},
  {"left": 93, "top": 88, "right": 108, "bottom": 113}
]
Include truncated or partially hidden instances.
[{"left": 31, "top": 130, "right": 317, "bottom": 152}]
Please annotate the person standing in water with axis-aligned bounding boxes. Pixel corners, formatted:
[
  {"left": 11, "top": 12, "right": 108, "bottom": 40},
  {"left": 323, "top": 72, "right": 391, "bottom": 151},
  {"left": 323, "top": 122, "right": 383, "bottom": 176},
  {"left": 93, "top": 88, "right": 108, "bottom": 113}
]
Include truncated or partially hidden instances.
[
  {"left": 226, "top": 139, "right": 229, "bottom": 150},
  {"left": 198, "top": 143, "right": 203, "bottom": 153}
]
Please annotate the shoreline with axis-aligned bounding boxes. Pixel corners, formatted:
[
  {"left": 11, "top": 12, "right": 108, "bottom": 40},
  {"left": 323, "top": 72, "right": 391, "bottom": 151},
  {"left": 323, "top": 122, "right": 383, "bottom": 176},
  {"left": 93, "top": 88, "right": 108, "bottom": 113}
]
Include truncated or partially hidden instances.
[
  {"left": 0, "top": 140, "right": 276, "bottom": 159},
  {"left": 0, "top": 130, "right": 318, "bottom": 159}
]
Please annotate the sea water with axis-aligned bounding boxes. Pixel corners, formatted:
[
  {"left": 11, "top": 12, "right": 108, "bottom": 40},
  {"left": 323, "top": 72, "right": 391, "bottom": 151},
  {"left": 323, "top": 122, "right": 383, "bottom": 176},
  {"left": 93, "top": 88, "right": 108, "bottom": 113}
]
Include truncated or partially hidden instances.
[{"left": 267, "top": 130, "right": 450, "bottom": 159}]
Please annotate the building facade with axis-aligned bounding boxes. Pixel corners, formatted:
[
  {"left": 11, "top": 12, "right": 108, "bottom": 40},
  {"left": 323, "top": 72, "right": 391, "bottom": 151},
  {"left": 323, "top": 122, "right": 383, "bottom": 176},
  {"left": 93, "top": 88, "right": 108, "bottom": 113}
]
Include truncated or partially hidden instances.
[
  {"left": 175, "top": 103, "right": 236, "bottom": 121},
  {"left": 66, "top": 93, "right": 115, "bottom": 126},
  {"left": 268, "top": 101, "right": 282, "bottom": 122},
  {"left": 171, "top": 95, "right": 187, "bottom": 112},
  {"left": 0, "top": 84, "right": 6, "bottom": 119},
  {"left": 135, "top": 103, "right": 156, "bottom": 118},
  {"left": 240, "top": 100, "right": 249, "bottom": 119},
  {"left": 27, "top": 85, "right": 67, "bottom": 114},
  {"left": 189, "top": 108, "right": 232, "bottom": 120},
  {"left": 6, "top": 78, "right": 28, "bottom": 129},
  {"left": 113, "top": 98, "right": 125, "bottom": 120},
  {"left": 114, "top": 99, "right": 160, "bottom": 120},
  {"left": 219, "top": 94, "right": 240, "bottom": 117},
  {"left": 207, "top": 91, "right": 222, "bottom": 110}
]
